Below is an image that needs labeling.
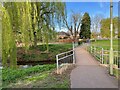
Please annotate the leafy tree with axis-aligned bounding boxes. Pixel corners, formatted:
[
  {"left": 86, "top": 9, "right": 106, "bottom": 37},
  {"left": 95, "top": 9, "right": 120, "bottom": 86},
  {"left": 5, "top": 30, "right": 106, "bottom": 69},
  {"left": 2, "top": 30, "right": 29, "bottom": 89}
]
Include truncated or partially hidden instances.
[
  {"left": 79, "top": 12, "right": 91, "bottom": 39},
  {"left": 1, "top": 2, "right": 66, "bottom": 68},
  {"left": 100, "top": 17, "right": 118, "bottom": 38},
  {"left": 4, "top": 2, "right": 34, "bottom": 51},
  {"left": 33, "top": 2, "right": 65, "bottom": 51},
  {"left": 1, "top": 4, "right": 17, "bottom": 68}
]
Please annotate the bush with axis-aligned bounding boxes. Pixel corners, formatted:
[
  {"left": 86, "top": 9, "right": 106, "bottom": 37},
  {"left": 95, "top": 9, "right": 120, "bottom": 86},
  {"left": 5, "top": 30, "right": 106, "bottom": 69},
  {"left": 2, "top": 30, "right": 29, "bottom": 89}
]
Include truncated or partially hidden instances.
[
  {"left": 90, "top": 39, "right": 95, "bottom": 42},
  {"left": 78, "top": 39, "right": 86, "bottom": 45},
  {"left": 78, "top": 41, "right": 82, "bottom": 45},
  {"left": 17, "top": 44, "right": 72, "bottom": 62}
]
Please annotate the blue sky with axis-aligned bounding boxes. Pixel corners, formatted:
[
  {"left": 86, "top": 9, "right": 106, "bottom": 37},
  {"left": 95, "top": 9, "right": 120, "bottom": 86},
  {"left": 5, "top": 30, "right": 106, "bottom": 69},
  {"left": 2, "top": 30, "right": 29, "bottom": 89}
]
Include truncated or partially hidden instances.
[
  {"left": 66, "top": 2, "right": 118, "bottom": 18},
  {"left": 57, "top": 2, "right": 118, "bottom": 32}
]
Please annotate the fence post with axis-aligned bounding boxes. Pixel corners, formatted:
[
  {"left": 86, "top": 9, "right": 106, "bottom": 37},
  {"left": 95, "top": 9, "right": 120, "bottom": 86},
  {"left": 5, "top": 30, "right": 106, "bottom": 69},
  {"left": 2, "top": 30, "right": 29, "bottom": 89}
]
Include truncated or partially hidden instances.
[
  {"left": 92, "top": 46, "right": 95, "bottom": 56},
  {"left": 94, "top": 46, "right": 96, "bottom": 56},
  {"left": 73, "top": 42, "right": 75, "bottom": 64},
  {"left": 56, "top": 55, "right": 59, "bottom": 74},
  {"left": 91, "top": 46, "right": 92, "bottom": 54},
  {"left": 101, "top": 48, "right": 104, "bottom": 64}
]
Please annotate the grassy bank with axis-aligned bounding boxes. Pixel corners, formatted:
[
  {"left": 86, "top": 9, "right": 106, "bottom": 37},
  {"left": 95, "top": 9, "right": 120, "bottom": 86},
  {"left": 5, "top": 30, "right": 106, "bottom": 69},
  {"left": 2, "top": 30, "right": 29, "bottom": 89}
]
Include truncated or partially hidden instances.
[
  {"left": 2, "top": 43, "right": 74, "bottom": 88},
  {"left": 2, "top": 64, "right": 75, "bottom": 88},
  {"left": 2, "top": 64, "right": 56, "bottom": 87},
  {"left": 91, "top": 39, "right": 118, "bottom": 50},
  {"left": 17, "top": 43, "right": 72, "bottom": 62}
]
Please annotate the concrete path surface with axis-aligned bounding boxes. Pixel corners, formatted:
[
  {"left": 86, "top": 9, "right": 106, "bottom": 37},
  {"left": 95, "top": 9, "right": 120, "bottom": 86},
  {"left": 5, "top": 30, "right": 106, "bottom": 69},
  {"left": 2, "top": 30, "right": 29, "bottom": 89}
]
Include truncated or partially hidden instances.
[{"left": 70, "top": 45, "right": 118, "bottom": 88}]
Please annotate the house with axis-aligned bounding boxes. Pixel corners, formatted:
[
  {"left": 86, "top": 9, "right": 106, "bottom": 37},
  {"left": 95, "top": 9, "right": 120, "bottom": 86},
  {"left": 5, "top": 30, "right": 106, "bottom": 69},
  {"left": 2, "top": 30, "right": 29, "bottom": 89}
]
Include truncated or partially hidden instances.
[
  {"left": 57, "top": 31, "right": 73, "bottom": 43},
  {"left": 57, "top": 31, "right": 70, "bottom": 39}
]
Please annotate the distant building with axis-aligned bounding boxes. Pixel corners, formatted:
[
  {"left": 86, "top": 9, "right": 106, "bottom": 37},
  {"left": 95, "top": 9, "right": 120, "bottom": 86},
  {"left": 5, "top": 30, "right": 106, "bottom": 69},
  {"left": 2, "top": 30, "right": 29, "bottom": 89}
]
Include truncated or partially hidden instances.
[
  {"left": 57, "top": 31, "right": 70, "bottom": 39},
  {"left": 57, "top": 31, "right": 73, "bottom": 43}
]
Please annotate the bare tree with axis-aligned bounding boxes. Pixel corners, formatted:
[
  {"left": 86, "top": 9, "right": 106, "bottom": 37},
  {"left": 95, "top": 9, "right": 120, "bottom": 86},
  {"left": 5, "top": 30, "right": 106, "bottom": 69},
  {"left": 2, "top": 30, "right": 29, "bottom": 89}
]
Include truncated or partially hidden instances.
[
  {"left": 62, "top": 11, "right": 82, "bottom": 41},
  {"left": 91, "top": 14, "right": 104, "bottom": 39}
]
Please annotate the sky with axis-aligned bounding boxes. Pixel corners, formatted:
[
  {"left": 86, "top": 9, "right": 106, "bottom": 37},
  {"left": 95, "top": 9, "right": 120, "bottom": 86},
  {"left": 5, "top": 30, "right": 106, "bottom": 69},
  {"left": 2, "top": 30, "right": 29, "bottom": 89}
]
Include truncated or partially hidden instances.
[
  {"left": 66, "top": 2, "right": 118, "bottom": 18},
  {"left": 58, "top": 2, "right": 118, "bottom": 32}
]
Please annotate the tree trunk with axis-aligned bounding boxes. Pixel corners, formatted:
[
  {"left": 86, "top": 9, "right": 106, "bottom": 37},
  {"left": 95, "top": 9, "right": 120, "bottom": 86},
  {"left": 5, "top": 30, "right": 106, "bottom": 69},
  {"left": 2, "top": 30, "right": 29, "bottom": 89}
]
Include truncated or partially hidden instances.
[{"left": 34, "top": 31, "right": 37, "bottom": 47}]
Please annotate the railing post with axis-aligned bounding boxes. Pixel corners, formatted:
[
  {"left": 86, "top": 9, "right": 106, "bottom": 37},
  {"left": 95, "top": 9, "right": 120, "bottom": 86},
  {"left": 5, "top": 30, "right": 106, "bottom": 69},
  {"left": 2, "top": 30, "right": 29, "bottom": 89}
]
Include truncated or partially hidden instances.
[
  {"left": 93, "top": 46, "right": 95, "bottom": 56},
  {"left": 73, "top": 50, "right": 75, "bottom": 64},
  {"left": 91, "top": 46, "right": 92, "bottom": 54},
  {"left": 94, "top": 46, "right": 96, "bottom": 57},
  {"left": 56, "top": 55, "right": 59, "bottom": 74},
  {"left": 101, "top": 48, "right": 104, "bottom": 64},
  {"left": 73, "top": 42, "right": 75, "bottom": 64}
]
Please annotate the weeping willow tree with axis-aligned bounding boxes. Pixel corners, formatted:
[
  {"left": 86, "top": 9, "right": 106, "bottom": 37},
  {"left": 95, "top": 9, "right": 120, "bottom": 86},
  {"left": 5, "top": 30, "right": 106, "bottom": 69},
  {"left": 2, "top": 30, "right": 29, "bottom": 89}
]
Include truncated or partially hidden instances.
[
  {"left": 1, "top": 2, "right": 66, "bottom": 68},
  {"left": 1, "top": 4, "right": 17, "bottom": 68},
  {"left": 4, "top": 2, "right": 34, "bottom": 50},
  {"left": 17, "top": 2, "right": 34, "bottom": 50},
  {"left": 33, "top": 2, "right": 66, "bottom": 52},
  {"left": 2, "top": 2, "right": 34, "bottom": 68},
  {"left": 0, "top": 4, "right": 2, "bottom": 59}
]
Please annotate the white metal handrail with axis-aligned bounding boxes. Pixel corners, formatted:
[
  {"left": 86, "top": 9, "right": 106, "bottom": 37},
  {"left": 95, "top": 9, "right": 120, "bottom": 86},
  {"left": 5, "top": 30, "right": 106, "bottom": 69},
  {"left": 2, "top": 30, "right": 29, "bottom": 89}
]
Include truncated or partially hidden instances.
[
  {"left": 56, "top": 42, "right": 77, "bottom": 74},
  {"left": 57, "top": 50, "right": 73, "bottom": 56},
  {"left": 88, "top": 45, "right": 120, "bottom": 69},
  {"left": 57, "top": 54, "right": 73, "bottom": 61},
  {"left": 56, "top": 49, "right": 75, "bottom": 73}
]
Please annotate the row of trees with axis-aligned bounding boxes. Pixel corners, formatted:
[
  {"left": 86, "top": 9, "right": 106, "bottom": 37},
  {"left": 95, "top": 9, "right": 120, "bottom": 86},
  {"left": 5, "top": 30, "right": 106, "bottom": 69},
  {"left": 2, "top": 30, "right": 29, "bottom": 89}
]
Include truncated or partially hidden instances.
[
  {"left": 65, "top": 12, "right": 119, "bottom": 40},
  {"left": 1, "top": 2, "right": 66, "bottom": 68}
]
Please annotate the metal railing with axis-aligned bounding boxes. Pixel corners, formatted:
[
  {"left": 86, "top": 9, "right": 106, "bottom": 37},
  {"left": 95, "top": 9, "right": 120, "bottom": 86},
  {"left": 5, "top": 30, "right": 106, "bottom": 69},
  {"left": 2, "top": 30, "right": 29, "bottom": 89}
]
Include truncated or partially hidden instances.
[
  {"left": 56, "top": 42, "right": 77, "bottom": 73},
  {"left": 56, "top": 50, "right": 75, "bottom": 73},
  {"left": 87, "top": 46, "right": 120, "bottom": 69}
]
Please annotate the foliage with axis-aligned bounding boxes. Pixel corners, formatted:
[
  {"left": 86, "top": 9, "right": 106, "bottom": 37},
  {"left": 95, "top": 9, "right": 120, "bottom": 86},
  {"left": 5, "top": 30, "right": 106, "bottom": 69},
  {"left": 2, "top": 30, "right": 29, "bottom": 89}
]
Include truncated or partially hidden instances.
[
  {"left": 6, "top": 64, "right": 75, "bottom": 88},
  {"left": 79, "top": 12, "right": 91, "bottom": 39},
  {"left": 1, "top": 4, "right": 17, "bottom": 68},
  {"left": 0, "top": 7, "right": 1, "bottom": 57},
  {"left": 2, "top": 64, "right": 56, "bottom": 86},
  {"left": 31, "top": 2, "right": 66, "bottom": 51},
  {"left": 17, "top": 44, "right": 72, "bottom": 61},
  {"left": 2, "top": 2, "right": 66, "bottom": 68},
  {"left": 100, "top": 17, "right": 118, "bottom": 38}
]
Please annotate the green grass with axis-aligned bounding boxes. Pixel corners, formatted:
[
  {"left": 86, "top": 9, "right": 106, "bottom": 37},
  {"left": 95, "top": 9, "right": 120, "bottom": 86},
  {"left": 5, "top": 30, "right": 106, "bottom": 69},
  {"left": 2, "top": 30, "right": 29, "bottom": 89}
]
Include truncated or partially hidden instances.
[
  {"left": 17, "top": 43, "right": 72, "bottom": 61},
  {"left": 2, "top": 64, "right": 56, "bottom": 87},
  {"left": 7, "top": 65, "right": 75, "bottom": 88},
  {"left": 113, "top": 69, "right": 120, "bottom": 79},
  {"left": 2, "top": 43, "right": 73, "bottom": 88},
  {"left": 91, "top": 39, "right": 118, "bottom": 50}
]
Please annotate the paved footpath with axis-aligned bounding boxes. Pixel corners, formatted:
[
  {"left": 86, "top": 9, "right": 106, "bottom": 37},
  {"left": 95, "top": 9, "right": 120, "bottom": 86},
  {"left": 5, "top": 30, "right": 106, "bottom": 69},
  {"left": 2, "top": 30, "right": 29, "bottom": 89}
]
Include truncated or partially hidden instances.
[{"left": 71, "top": 45, "right": 118, "bottom": 88}]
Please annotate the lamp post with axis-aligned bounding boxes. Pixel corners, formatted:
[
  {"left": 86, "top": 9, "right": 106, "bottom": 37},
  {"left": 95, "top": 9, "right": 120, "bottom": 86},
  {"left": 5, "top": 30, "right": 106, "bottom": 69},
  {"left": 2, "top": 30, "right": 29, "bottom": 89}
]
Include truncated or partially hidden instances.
[{"left": 109, "top": 0, "right": 113, "bottom": 75}]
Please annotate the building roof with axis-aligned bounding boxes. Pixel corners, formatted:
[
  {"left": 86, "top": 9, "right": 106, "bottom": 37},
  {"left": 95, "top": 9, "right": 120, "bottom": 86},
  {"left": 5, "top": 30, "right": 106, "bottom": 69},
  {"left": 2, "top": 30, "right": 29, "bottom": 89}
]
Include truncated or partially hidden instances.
[{"left": 58, "top": 31, "right": 70, "bottom": 36}]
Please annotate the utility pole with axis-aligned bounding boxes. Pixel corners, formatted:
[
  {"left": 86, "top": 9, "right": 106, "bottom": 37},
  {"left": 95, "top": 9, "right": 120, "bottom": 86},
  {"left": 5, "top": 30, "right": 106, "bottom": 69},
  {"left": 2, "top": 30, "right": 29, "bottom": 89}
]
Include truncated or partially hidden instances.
[{"left": 109, "top": 0, "right": 113, "bottom": 75}]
